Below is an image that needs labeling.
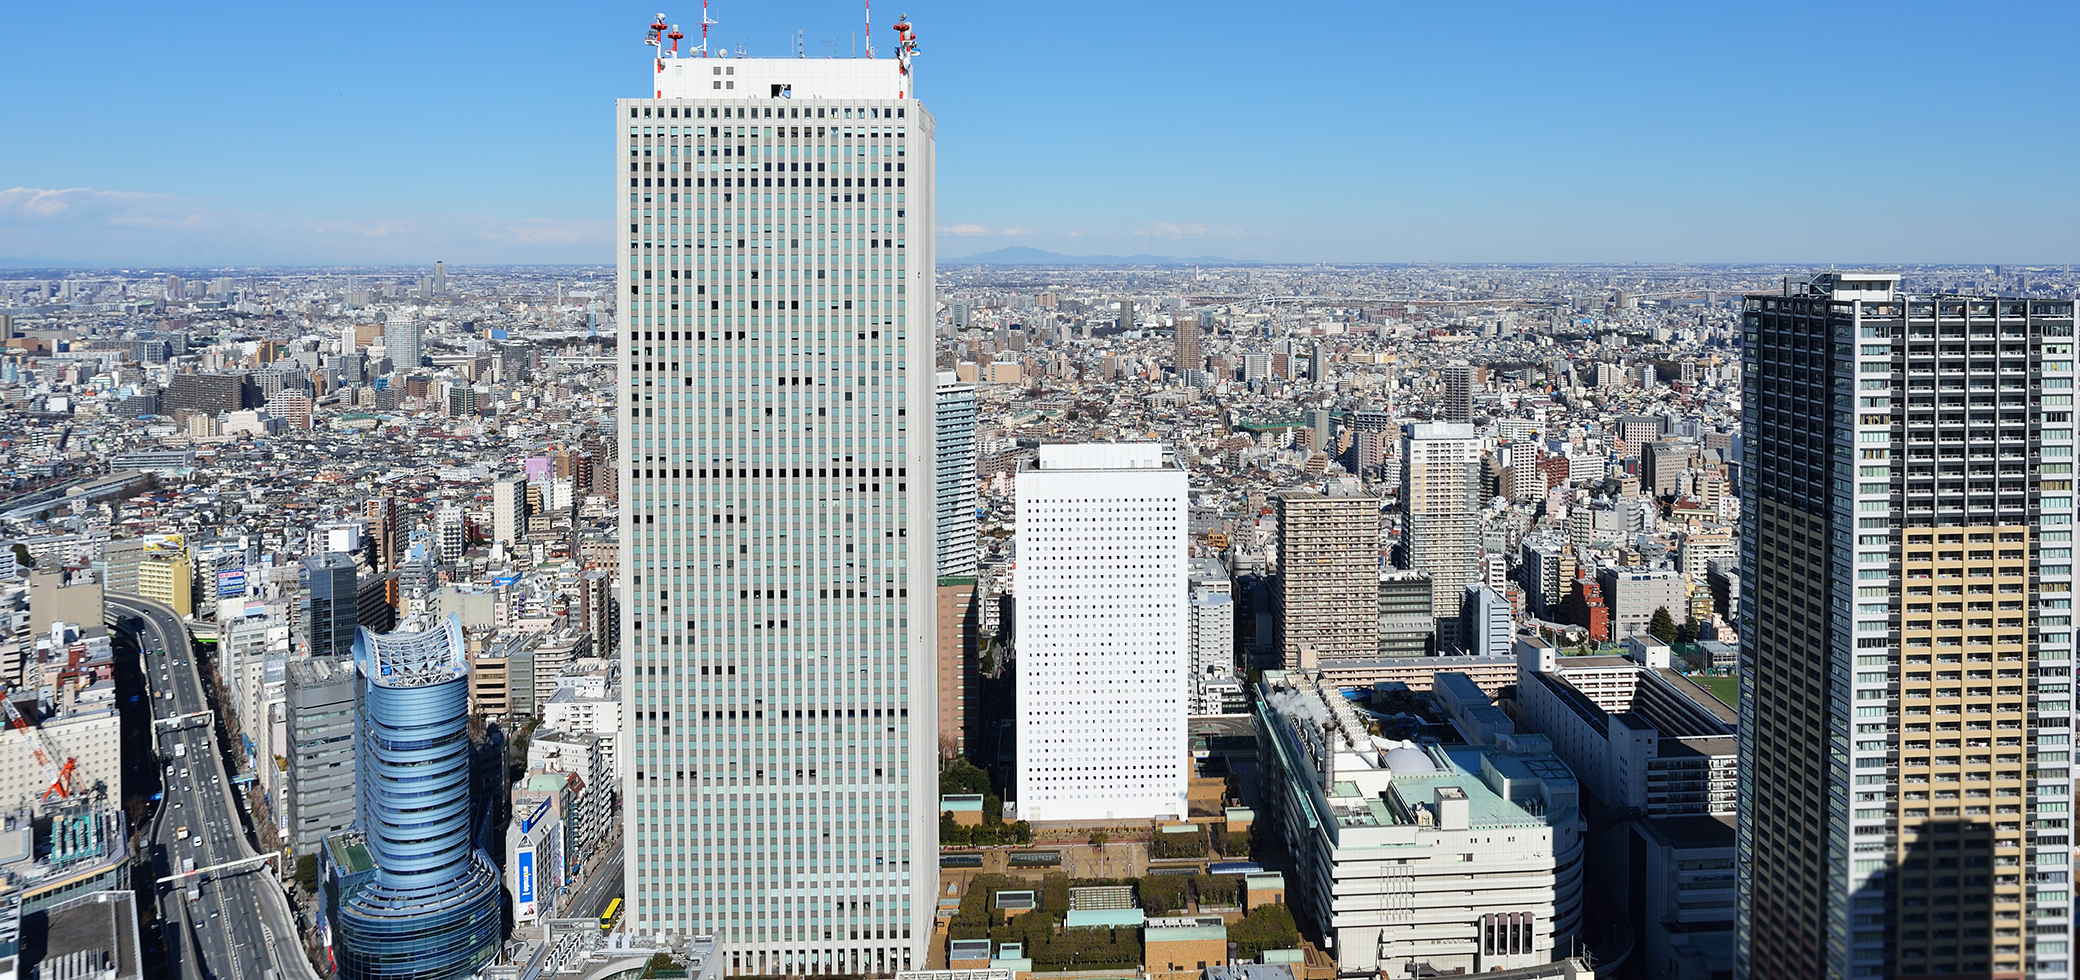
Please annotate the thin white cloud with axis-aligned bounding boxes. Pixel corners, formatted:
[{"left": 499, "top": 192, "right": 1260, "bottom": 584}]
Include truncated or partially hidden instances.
[
  {"left": 0, "top": 186, "right": 173, "bottom": 218},
  {"left": 1132, "top": 220, "right": 1236, "bottom": 240},
  {"left": 939, "top": 223, "right": 989, "bottom": 236},
  {"left": 1000, "top": 227, "right": 1033, "bottom": 238},
  {"left": 0, "top": 186, "right": 609, "bottom": 264}
]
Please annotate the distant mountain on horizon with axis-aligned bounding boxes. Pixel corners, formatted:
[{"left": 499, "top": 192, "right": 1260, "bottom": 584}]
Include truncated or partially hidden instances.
[{"left": 939, "top": 246, "right": 1254, "bottom": 266}]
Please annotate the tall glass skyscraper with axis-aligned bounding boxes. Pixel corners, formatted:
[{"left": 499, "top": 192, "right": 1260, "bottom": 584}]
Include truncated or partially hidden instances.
[
  {"left": 1738, "top": 274, "right": 2077, "bottom": 980},
  {"left": 330, "top": 616, "right": 501, "bottom": 980},
  {"left": 617, "top": 16, "right": 936, "bottom": 973}
]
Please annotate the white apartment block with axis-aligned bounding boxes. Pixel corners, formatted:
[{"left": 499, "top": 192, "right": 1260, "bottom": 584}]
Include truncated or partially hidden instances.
[
  {"left": 1189, "top": 592, "right": 1234, "bottom": 715},
  {"left": 542, "top": 684, "right": 623, "bottom": 773},
  {"left": 1257, "top": 670, "right": 1584, "bottom": 975},
  {"left": 619, "top": 27, "right": 937, "bottom": 975},
  {"left": 1014, "top": 444, "right": 1189, "bottom": 822}
]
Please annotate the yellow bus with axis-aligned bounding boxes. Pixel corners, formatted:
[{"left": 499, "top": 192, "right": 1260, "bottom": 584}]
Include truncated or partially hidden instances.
[{"left": 600, "top": 897, "right": 622, "bottom": 931}]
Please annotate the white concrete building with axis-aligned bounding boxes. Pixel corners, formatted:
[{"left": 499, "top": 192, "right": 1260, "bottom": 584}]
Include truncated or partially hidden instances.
[
  {"left": 1257, "top": 669, "right": 1584, "bottom": 976},
  {"left": 542, "top": 684, "right": 623, "bottom": 773},
  {"left": 618, "top": 28, "right": 939, "bottom": 970},
  {"left": 1188, "top": 557, "right": 1235, "bottom": 716},
  {"left": 0, "top": 708, "right": 120, "bottom": 813},
  {"left": 1014, "top": 444, "right": 1189, "bottom": 822}
]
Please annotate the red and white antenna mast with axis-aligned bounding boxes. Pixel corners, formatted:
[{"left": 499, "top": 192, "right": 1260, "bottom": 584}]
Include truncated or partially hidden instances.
[
  {"left": 667, "top": 22, "right": 684, "bottom": 57},
  {"left": 647, "top": 13, "right": 668, "bottom": 74},
  {"left": 864, "top": 0, "right": 873, "bottom": 58},
  {"left": 892, "top": 14, "right": 919, "bottom": 96},
  {"left": 698, "top": 0, "right": 716, "bottom": 58}
]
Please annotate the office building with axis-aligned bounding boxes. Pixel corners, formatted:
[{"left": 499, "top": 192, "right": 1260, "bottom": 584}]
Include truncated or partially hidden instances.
[
  {"left": 1276, "top": 486, "right": 1380, "bottom": 667},
  {"left": 300, "top": 553, "right": 359, "bottom": 660},
  {"left": 617, "top": 29, "right": 939, "bottom": 971},
  {"left": 285, "top": 657, "right": 357, "bottom": 858},
  {"left": 1441, "top": 364, "right": 1475, "bottom": 423},
  {"left": 1595, "top": 566, "right": 1687, "bottom": 641},
  {"left": 432, "top": 260, "right": 447, "bottom": 296},
  {"left": 1511, "top": 636, "right": 1741, "bottom": 980},
  {"left": 1257, "top": 669, "right": 1583, "bottom": 974},
  {"left": 328, "top": 616, "right": 501, "bottom": 980},
  {"left": 1513, "top": 637, "right": 1736, "bottom": 817},
  {"left": 134, "top": 537, "right": 192, "bottom": 619},
  {"left": 1738, "top": 275, "right": 2076, "bottom": 980},
  {"left": 1460, "top": 585, "right": 1512, "bottom": 658},
  {"left": 1401, "top": 423, "right": 1481, "bottom": 651},
  {"left": 934, "top": 374, "right": 977, "bottom": 577},
  {"left": 1014, "top": 444, "right": 1188, "bottom": 822},
  {"left": 1377, "top": 570, "right": 1436, "bottom": 657}
]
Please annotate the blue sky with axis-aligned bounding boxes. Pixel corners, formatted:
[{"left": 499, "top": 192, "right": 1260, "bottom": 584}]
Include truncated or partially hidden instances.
[{"left": 3, "top": 1, "right": 2077, "bottom": 266}]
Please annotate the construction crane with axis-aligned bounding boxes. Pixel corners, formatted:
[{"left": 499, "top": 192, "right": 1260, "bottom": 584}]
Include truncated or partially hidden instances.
[{"left": 2, "top": 692, "right": 76, "bottom": 802}]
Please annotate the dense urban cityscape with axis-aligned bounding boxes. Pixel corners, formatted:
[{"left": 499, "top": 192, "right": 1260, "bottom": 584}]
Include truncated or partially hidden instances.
[{"left": 3, "top": 7, "right": 2078, "bottom": 980}]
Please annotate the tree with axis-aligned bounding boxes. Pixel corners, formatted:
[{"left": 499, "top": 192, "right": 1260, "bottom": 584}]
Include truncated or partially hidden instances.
[
  {"left": 294, "top": 855, "right": 319, "bottom": 890},
  {"left": 1648, "top": 606, "right": 1678, "bottom": 643},
  {"left": 1089, "top": 829, "right": 1109, "bottom": 848},
  {"left": 1676, "top": 614, "right": 1700, "bottom": 644},
  {"left": 939, "top": 758, "right": 991, "bottom": 797},
  {"left": 939, "top": 810, "right": 971, "bottom": 847}
]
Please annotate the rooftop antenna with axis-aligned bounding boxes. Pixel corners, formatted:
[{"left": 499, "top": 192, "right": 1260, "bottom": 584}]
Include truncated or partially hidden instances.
[
  {"left": 667, "top": 22, "right": 684, "bottom": 57},
  {"left": 697, "top": 0, "right": 716, "bottom": 57},
  {"left": 892, "top": 14, "right": 918, "bottom": 94},
  {"left": 794, "top": 29, "right": 804, "bottom": 58},
  {"left": 864, "top": 0, "right": 872, "bottom": 58},
  {"left": 646, "top": 12, "right": 668, "bottom": 74}
]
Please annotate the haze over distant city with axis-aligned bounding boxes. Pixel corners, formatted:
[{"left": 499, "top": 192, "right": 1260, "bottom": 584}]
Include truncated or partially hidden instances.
[{"left": 4, "top": 0, "right": 2078, "bottom": 267}]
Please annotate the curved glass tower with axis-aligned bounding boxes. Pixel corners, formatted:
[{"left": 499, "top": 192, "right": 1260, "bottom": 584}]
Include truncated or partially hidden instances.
[{"left": 334, "top": 616, "right": 502, "bottom": 980}]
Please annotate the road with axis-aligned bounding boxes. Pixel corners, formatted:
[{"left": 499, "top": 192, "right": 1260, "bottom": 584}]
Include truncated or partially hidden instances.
[
  {"left": 108, "top": 594, "right": 318, "bottom": 980},
  {"left": 567, "top": 845, "right": 624, "bottom": 923}
]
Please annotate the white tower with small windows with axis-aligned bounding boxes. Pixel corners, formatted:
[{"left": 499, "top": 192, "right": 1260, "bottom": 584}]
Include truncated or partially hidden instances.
[{"left": 1013, "top": 443, "right": 1191, "bottom": 823}]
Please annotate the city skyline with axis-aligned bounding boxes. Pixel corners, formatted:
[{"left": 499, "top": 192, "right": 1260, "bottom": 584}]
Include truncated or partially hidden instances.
[{"left": 5, "top": 1, "right": 2079, "bottom": 266}]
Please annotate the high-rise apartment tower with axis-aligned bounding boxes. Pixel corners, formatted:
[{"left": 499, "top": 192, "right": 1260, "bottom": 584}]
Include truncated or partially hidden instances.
[
  {"left": 1174, "top": 314, "right": 1201, "bottom": 380},
  {"left": 1738, "top": 274, "right": 2077, "bottom": 980},
  {"left": 1401, "top": 423, "right": 1481, "bottom": 651},
  {"left": 618, "top": 18, "right": 937, "bottom": 972},
  {"left": 1276, "top": 485, "right": 1380, "bottom": 667},
  {"left": 934, "top": 373, "right": 976, "bottom": 577},
  {"left": 1441, "top": 364, "right": 1475, "bottom": 423}
]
